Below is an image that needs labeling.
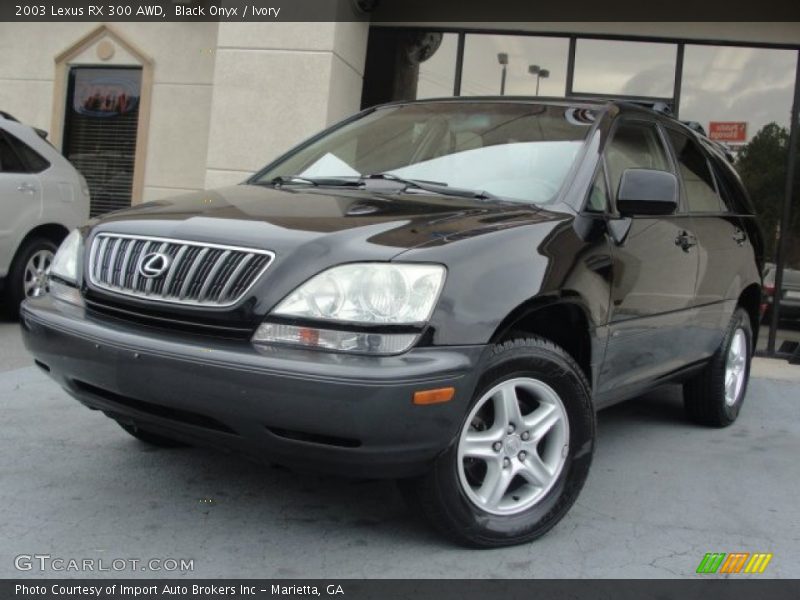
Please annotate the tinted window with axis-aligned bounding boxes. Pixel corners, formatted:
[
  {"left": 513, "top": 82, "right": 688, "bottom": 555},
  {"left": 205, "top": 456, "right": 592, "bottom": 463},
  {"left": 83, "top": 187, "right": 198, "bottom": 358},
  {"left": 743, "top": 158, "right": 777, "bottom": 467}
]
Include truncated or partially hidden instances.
[
  {"left": 666, "top": 129, "right": 722, "bottom": 213},
  {"left": 707, "top": 154, "right": 750, "bottom": 214},
  {"left": 0, "top": 133, "right": 26, "bottom": 173},
  {"left": 605, "top": 121, "right": 670, "bottom": 200},
  {"left": 4, "top": 131, "right": 50, "bottom": 172}
]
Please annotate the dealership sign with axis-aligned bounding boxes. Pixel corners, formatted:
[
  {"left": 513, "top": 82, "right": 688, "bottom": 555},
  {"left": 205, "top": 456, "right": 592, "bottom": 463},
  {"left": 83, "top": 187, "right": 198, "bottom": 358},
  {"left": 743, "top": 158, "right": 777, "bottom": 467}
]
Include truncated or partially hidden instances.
[{"left": 708, "top": 122, "right": 747, "bottom": 143}]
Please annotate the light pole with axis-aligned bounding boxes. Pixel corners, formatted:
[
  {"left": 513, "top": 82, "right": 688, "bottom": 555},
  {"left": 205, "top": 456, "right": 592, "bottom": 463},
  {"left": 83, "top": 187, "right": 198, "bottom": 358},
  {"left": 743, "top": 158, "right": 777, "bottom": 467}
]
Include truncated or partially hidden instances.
[
  {"left": 498, "top": 53, "right": 508, "bottom": 96},
  {"left": 528, "top": 65, "right": 550, "bottom": 96}
]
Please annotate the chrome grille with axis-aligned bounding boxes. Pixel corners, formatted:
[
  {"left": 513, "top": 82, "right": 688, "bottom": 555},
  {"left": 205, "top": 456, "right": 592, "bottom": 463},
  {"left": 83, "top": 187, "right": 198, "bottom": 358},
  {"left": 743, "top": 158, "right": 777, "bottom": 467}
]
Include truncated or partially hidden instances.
[{"left": 88, "top": 234, "right": 274, "bottom": 307}]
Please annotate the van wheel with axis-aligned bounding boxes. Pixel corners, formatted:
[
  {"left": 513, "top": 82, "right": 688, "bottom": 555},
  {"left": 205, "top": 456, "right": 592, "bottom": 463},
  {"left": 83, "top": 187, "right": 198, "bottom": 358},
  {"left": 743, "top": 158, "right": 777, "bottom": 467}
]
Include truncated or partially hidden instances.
[
  {"left": 684, "top": 307, "right": 752, "bottom": 427},
  {"left": 4, "top": 237, "right": 57, "bottom": 317},
  {"left": 401, "top": 337, "right": 595, "bottom": 548},
  {"left": 118, "top": 423, "right": 190, "bottom": 448}
]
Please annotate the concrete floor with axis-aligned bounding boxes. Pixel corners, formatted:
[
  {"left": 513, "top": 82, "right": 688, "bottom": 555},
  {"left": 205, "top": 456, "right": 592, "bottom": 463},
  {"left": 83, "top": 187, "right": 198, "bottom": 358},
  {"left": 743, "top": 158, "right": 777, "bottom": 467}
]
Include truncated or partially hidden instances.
[{"left": 1, "top": 319, "right": 798, "bottom": 578}]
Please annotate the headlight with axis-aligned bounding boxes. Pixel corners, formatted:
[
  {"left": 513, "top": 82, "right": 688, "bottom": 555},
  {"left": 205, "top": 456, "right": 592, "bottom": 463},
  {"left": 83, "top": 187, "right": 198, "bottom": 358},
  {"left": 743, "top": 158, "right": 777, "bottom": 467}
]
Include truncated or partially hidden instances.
[
  {"left": 50, "top": 229, "right": 82, "bottom": 284},
  {"left": 252, "top": 263, "right": 446, "bottom": 355},
  {"left": 270, "top": 263, "right": 445, "bottom": 324},
  {"left": 49, "top": 229, "right": 84, "bottom": 306}
]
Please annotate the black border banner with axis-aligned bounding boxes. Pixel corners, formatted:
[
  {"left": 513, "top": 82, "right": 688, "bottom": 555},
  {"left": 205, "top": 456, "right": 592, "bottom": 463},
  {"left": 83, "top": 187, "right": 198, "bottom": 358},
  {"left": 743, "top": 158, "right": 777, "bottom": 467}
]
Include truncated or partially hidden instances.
[
  {"left": 4, "top": 579, "right": 800, "bottom": 600},
  {"left": 2, "top": 0, "right": 800, "bottom": 22}
]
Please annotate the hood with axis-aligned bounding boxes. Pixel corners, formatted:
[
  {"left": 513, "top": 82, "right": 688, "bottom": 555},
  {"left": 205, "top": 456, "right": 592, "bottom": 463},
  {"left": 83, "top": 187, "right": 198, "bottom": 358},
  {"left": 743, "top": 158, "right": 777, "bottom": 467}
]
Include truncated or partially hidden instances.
[{"left": 90, "top": 184, "right": 566, "bottom": 260}]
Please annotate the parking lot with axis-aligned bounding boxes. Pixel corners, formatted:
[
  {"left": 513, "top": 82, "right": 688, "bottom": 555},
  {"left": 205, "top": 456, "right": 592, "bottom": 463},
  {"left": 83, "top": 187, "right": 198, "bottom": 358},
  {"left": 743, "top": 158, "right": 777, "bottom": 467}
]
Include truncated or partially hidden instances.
[{"left": 1, "top": 318, "right": 799, "bottom": 579}]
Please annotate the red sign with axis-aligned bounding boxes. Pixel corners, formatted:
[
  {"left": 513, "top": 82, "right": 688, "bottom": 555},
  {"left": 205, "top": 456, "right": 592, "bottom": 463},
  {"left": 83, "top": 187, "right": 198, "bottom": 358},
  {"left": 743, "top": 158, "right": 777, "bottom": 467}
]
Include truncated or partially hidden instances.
[{"left": 708, "top": 122, "right": 747, "bottom": 143}]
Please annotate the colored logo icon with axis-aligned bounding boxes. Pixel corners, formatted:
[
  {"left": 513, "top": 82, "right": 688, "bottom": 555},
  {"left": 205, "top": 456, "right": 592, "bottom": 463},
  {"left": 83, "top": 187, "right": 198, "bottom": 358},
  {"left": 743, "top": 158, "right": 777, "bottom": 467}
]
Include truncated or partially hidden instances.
[{"left": 696, "top": 552, "right": 773, "bottom": 574}]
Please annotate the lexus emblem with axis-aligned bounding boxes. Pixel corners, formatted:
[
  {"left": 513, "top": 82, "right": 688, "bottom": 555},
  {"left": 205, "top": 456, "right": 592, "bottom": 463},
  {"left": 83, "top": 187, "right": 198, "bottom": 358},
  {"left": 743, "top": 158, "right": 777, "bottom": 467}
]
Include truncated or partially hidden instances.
[{"left": 138, "top": 252, "right": 172, "bottom": 278}]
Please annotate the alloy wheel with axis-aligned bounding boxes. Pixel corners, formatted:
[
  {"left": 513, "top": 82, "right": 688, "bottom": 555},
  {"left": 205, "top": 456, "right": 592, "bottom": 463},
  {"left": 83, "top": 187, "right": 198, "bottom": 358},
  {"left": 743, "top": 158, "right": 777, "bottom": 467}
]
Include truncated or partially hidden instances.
[
  {"left": 457, "top": 377, "right": 570, "bottom": 516},
  {"left": 725, "top": 328, "right": 747, "bottom": 407},
  {"left": 23, "top": 249, "right": 54, "bottom": 299}
]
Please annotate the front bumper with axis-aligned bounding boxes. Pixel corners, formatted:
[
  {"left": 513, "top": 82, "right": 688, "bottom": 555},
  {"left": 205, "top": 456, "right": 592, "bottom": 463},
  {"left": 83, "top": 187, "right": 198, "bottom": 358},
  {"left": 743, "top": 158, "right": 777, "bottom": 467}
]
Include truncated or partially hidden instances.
[{"left": 21, "top": 297, "right": 487, "bottom": 478}]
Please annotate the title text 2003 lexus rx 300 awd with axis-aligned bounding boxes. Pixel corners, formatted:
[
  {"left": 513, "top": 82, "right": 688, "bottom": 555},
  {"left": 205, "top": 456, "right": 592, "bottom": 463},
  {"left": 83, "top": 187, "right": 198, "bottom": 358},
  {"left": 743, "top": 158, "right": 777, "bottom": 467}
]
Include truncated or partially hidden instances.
[{"left": 22, "top": 99, "right": 762, "bottom": 547}]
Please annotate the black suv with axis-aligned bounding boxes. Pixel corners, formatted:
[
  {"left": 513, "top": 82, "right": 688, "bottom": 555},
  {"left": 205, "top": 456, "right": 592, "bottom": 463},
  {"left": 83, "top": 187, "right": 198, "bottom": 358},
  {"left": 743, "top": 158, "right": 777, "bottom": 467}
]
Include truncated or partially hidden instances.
[{"left": 22, "top": 99, "right": 762, "bottom": 547}]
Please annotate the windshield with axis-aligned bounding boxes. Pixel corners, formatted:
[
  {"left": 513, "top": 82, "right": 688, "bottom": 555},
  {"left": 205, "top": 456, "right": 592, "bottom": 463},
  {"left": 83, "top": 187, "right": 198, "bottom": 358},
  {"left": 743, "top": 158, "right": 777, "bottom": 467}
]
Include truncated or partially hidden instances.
[{"left": 253, "top": 102, "right": 598, "bottom": 204}]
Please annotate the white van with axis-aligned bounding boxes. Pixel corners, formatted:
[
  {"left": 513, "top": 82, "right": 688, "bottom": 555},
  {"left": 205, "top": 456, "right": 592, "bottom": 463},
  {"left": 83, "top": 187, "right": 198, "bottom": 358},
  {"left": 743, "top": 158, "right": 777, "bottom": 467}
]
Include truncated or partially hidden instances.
[{"left": 0, "top": 112, "right": 89, "bottom": 315}]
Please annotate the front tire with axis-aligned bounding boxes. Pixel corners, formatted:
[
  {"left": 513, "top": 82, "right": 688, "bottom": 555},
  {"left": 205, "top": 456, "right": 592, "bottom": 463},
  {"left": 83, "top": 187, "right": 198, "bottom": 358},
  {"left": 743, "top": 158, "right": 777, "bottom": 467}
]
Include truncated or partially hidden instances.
[
  {"left": 683, "top": 307, "right": 752, "bottom": 427},
  {"left": 402, "top": 337, "right": 595, "bottom": 548}
]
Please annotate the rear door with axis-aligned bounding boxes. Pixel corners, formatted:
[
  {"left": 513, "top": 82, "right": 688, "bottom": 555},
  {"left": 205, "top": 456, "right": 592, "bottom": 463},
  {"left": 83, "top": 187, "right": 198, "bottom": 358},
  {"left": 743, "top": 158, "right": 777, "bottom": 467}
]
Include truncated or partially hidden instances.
[
  {"left": 597, "top": 118, "right": 700, "bottom": 397},
  {"left": 663, "top": 127, "right": 748, "bottom": 358},
  {"left": 0, "top": 129, "right": 42, "bottom": 275}
]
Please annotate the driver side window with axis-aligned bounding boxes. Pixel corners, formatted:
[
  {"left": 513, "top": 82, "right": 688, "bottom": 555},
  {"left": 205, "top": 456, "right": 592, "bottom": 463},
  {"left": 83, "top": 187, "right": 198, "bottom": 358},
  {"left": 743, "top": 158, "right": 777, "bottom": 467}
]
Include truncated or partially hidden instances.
[{"left": 605, "top": 121, "right": 670, "bottom": 202}]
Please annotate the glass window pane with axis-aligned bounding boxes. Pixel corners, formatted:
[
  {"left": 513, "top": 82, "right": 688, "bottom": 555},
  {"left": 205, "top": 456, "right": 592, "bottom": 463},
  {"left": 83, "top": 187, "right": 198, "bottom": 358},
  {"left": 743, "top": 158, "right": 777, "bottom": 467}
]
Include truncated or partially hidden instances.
[
  {"left": 573, "top": 39, "right": 677, "bottom": 98},
  {"left": 416, "top": 33, "right": 458, "bottom": 99},
  {"left": 64, "top": 67, "right": 142, "bottom": 216},
  {"left": 256, "top": 103, "right": 595, "bottom": 205},
  {"left": 361, "top": 30, "right": 457, "bottom": 108},
  {"left": 461, "top": 35, "right": 569, "bottom": 97},
  {"left": 605, "top": 121, "right": 670, "bottom": 199},
  {"left": 5, "top": 131, "right": 49, "bottom": 172},
  {"left": 680, "top": 45, "right": 797, "bottom": 147},
  {"left": 666, "top": 129, "right": 722, "bottom": 213},
  {"left": 769, "top": 83, "right": 800, "bottom": 356},
  {"left": 0, "top": 134, "right": 26, "bottom": 173}
]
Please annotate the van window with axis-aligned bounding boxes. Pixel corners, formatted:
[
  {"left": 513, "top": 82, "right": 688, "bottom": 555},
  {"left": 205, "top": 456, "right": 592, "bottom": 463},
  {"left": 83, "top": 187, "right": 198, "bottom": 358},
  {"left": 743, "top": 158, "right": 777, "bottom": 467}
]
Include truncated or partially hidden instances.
[
  {"left": 0, "top": 133, "right": 26, "bottom": 173},
  {"left": 4, "top": 131, "right": 50, "bottom": 173}
]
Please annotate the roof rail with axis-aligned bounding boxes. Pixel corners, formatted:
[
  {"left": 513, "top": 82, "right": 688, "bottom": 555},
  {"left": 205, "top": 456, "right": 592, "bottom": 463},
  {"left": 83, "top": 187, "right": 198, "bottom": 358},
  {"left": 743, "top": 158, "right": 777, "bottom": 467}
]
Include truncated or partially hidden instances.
[
  {"left": 681, "top": 120, "right": 707, "bottom": 136},
  {"left": 0, "top": 111, "right": 19, "bottom": 122},
  {"left": 611, "top": 99, "right": 674, "bottom": 116}
]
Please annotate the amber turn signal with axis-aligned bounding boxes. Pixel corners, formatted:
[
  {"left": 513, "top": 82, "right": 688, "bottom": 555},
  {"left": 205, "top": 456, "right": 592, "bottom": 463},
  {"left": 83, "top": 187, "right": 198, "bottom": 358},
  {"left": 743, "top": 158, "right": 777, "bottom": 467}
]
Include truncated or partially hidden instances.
[{"left": 413, "top": 387, "right": 455, "bottom": 405}]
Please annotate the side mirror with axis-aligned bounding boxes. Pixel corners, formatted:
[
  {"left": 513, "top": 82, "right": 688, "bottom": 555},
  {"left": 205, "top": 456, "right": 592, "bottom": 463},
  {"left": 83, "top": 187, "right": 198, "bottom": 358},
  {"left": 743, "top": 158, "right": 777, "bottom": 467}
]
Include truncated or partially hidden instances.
[{"left": 616, "top": 169, "right": 678, "bottom": 216}]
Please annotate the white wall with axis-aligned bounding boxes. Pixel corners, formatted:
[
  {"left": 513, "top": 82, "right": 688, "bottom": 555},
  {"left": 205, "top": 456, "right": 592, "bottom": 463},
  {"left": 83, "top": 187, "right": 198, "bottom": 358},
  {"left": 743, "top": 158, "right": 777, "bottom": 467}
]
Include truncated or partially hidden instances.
[
  {"left": 0, "top": 22, "right": 218, "bottom": 203},
  {"left": 203, "top": 20, "right": 369, "bottom": 189}
]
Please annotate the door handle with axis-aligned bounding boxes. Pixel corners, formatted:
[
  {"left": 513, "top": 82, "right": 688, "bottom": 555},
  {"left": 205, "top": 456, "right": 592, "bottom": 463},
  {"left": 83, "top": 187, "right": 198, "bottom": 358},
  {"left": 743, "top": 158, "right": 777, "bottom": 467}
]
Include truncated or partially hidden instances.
[
  {"left": 675, "top": 230, "right": 697, "bottom": 252},
  {"left": 17, "top": 182, "right": 36, "bottom": 194},
  {"left": 733, "top": 228, "right": 747, "bottom": 246}
]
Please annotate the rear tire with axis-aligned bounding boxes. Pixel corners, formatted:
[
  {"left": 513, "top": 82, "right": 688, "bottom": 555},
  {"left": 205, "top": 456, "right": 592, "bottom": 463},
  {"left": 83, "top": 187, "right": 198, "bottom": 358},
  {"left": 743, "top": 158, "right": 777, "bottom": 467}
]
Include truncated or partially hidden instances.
[
  {"left": 4, "top": 237, "right": 57, "bottom": 318},
  {"left": 400, "top": 337, "right": 595, "bottom": 548},
  {"left": 683, "top": 307, "right": 752, "bottom": 427},
  {"left": 118, "top": 423, "right": 190, "bottom": 448}
]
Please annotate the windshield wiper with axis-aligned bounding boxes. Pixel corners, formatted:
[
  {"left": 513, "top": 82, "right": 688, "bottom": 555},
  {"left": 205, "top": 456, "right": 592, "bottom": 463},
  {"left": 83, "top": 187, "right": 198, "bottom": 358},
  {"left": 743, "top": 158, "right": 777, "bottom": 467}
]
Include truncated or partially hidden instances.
[
  {"left": 364, "top": 173, "right": 500, "bottom": 201},
  {"left": 268, "top": 175, "right": 319, "bottom": 187},
  {"left": 264, "top": 173, "right": 501, "bottom": 202}
]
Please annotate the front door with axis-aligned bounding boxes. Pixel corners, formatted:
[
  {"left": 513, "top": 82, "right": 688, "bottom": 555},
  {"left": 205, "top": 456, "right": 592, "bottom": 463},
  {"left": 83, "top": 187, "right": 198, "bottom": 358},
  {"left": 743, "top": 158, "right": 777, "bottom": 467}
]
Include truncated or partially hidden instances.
[{"left": 596, "top": 119, "right": 699, "bottom": 398}]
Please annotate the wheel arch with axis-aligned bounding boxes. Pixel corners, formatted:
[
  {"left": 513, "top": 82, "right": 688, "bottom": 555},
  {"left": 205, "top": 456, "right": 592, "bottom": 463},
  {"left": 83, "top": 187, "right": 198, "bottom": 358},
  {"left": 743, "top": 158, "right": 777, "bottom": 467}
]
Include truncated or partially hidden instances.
[
  {"left": 490, "top": 295, "right": 594, "bottom": 385},
  {"left": 3, "top": 223, "right": 68, "bottom": 277}
]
